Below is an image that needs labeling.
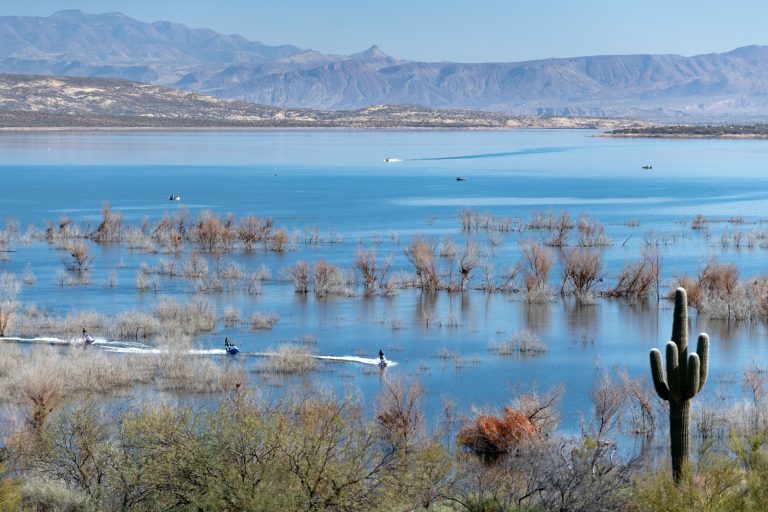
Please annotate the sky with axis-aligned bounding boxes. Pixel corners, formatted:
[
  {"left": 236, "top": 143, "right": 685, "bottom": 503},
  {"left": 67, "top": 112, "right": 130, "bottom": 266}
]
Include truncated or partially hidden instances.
[{"left": 4, "top": 0, "right": 768, "bottom": 62}]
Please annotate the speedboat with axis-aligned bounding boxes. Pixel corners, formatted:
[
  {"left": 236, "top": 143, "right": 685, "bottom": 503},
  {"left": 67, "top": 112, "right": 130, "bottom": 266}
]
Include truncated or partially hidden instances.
[
  {"left": 456, "top": 176, "right": 467, "bottom": 181},
  {"left": 642, "top": 165, "right": 652, "bottom": 170},
  {"left": 169, "top": 194, "right": 182, "bottom": 201}
]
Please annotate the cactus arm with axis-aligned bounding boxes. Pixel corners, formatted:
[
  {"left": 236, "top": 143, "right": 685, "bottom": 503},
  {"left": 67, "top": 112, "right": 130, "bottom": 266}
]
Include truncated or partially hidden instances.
[
  {"left": 686, "top": 354, "right": 700, "bottom": 400},
  {"left": 650, "top": 349, "right": 670, "bottom": 400},
  {"left": 697, "top": 334, "right": 709, "bottom": 392},
  {"left": 666, "top": 341, "right": 680, "bottom": 400}
]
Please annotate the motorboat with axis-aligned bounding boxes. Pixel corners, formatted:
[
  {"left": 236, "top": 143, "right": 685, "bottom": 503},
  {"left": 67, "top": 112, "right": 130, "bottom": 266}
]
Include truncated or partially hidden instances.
[
  {"left": 456, "top": 176, "right": 468, "bottom": 181},
  {"left": 169, "top": 194, "right": 182, "bottom": 201}
]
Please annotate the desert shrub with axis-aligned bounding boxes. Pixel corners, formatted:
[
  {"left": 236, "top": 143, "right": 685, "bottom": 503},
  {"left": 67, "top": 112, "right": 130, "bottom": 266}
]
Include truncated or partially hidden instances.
[
  {"left": 19, "top": 478, "right": 92, "bottom": 512},
  {"left": 268, "top": 228, "right": 289, "bottom": 252},
  {"left": 691, "top": 213, "right": 708, "bottom": 229},
  {"left": 0, "top": 271, "right": 20, "bottom": 336},
  {"left": 355, "top": 249, "right": 392, "bottom": 295},
  {"left": 90, "top": 202, "right": 122, "bottom": 243},
  {"left": 313, "top": 259, "right": 353, "bottom": 297},
  {"left": 63, "top": 241, "right": 93, "bottom": 273},
  {"left": 182, "top": 251, "right": 209, "bottom": 278},
  {"left": 249, "top": 311, "right": 279, "bottom": 330},
  {"left": 223, "top": 305, "right": 241, "bottom": 327},
  {"left": 405, "top": 237, "right": 441, "bottom": 291},
  {"left": 544, "top": 211, "right": 573, "bottom": 246},
  {"left": 237, "top": 214, "right": 270, "bottom": 250},
  {"left": 607, "top": 247, "right": 660, "bottom": 300},
  {"left": 476, "top": 262, "right": 519, "bottom": 292},
  {"left": 560, "top": 248, "right": 603, "bottom": 297},
  {"left": 192, "top": 210, "right": 234, "bottom": 253},
  {"left": 519, "top": 242, "right": 553, "bottom": 302},
  {"left": 456, "top": 241, "right": 479, "bottom": 291},
  {"left": 577, "top": 214, "right": 612, "bottom": 246},
  {"left": 457, "top": 407, "right": 537, "bottom": 457},
  {"left": 287, "top": 260, "right": 311, "bottom": 293},
  {"left": 0, "top": 463, "right": 23, "bottom": 511}
]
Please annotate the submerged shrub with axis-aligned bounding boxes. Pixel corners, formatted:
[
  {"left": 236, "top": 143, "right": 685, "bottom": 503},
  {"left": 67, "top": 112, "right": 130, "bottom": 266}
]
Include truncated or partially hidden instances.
[
  {"left": 250, "top": 311, "right": 279, "bottom": 330},
  {"left": 254, "top": 345, "right": 317, "bottom": 374}
]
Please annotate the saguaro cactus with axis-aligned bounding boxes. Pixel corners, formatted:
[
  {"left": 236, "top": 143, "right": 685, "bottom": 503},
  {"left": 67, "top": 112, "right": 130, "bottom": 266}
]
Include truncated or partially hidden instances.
[{"left": 649, "top": 287, "right": 709, "bottom": 482}]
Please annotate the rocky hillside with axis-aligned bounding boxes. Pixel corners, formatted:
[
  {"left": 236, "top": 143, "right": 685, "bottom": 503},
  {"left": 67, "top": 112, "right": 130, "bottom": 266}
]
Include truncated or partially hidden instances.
[
  {"left": 0, "top": 74, "right": 642, "bottom": 129},
  {"left": 3, "top": 11, "right": 768, "bottom": 120}
]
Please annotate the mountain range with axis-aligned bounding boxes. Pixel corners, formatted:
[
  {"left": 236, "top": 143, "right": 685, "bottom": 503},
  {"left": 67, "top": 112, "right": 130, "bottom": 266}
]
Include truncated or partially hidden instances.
[
  {"left": 0, "top": 74, "right": 644, "bottom": 129},
  {"left": 3, "top": 10, "right": 768, "bottom": 120}
]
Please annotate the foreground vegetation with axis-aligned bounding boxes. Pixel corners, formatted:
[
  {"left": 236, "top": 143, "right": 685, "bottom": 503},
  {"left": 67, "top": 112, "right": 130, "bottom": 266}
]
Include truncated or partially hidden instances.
[{"left": 3, "top": 369, "right": 768, "bottom": 511}]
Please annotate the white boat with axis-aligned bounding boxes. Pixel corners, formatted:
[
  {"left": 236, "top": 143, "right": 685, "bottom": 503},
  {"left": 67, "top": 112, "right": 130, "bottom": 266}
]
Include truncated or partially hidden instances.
[{"left": 169, "top": 195, "right": 182, "bottom": 201}]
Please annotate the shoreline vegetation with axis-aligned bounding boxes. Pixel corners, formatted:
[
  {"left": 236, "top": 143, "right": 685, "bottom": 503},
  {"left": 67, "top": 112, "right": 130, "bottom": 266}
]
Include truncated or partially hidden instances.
[
  {"left": 605, "top": 123, "right": 768, "bottom": 139},
  {"left": 5, "top": 202, "right": 768, "bottom": 507}
]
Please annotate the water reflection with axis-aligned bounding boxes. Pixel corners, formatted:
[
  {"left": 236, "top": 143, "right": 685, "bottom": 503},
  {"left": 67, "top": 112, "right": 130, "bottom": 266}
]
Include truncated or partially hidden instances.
[
  {"left": 564, "top": 298, "right": 599, "bottom": 345},
  {"left": 523, "top": 300, "right": 551, "bottom": 334}
]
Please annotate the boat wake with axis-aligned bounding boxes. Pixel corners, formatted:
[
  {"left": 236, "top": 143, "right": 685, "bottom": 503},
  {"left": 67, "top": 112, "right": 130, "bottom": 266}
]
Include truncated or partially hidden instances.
[
  {"left": 414, "top": 147, "right": 569, "bottom": 161},
  {"left": 316, "top": 355, "right": 396, "bottom": 366},
  {"left": 0, "top": 337, "right": 395, "bottom": 366}
]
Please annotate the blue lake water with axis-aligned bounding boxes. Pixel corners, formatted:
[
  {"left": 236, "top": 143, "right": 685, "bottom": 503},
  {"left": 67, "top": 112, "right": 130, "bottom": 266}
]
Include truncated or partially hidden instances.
[{"left": 2, "top": 129, "right": 768, "bottom": 432}]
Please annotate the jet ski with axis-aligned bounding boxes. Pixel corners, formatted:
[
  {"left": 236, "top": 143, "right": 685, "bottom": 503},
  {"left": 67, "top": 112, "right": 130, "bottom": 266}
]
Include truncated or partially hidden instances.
[{"left": 226, "top": 345, "right": 240, "bottom": 355}]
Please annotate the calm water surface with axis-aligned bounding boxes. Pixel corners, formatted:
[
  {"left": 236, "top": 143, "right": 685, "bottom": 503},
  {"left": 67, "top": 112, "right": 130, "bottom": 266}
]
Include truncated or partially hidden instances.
[{"left": 2, "top": 129, "right": 768, "bottom": 432}]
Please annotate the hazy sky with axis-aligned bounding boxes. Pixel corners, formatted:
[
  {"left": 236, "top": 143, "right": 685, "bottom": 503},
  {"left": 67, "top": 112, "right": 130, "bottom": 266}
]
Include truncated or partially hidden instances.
[{"left": 6, "top": 1, "right": 768, "bottom": 62}]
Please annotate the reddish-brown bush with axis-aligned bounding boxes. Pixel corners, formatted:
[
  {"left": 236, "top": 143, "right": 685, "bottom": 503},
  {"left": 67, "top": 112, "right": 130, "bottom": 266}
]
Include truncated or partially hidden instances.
[{"left": 457, "top": 407, "right": 537, "bottom": 456}]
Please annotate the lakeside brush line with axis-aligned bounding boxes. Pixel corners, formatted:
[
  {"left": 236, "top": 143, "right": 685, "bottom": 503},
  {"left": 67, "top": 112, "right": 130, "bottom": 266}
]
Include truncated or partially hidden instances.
[{"left": 0, "top": 336, "right": 396, "bottom": 366}]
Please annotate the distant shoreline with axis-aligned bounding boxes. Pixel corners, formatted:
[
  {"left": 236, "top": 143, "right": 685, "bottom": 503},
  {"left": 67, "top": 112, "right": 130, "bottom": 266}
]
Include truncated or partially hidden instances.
[{"left": 603, "top": 124, "right": 768, "bottom": 139}]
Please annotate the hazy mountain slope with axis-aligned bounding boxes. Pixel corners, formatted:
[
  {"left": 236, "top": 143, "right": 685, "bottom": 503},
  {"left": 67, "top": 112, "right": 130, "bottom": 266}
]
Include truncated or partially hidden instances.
[
  {"left": 0, "top": 10, "right": 303, "bottom": 83},
  {"left": 2, "top": 11, "right": 768, "bottom": 119},
  {"left": 0, "top": 74, "right": 642, "bottom": 128}
]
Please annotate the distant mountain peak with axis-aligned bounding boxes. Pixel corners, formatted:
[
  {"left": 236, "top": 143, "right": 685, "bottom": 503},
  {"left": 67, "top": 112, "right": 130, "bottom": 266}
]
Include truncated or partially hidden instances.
[
  {"left": 349, "top": 45, "right": 391, "bottom": 62},
  {"left": 50, "top": 9, "right": 85, "bottom": 18}
]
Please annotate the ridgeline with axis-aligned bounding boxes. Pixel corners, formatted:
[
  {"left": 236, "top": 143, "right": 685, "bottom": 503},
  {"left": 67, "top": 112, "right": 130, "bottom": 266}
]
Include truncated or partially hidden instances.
[{"left": 0, "top": 74, "right": 643, "bottom": 130}]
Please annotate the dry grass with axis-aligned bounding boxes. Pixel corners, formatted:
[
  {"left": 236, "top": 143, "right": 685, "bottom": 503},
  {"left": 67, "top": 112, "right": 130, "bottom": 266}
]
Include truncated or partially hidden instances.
[
  {"left": 250, "top": 311, "right": 279, "bottom": 330},
  {"left": 0, "top": 345, "right": 243, "bottom": 401},
  {"left": 253, "top": 345, "right": 317, "bottom": 374},
  {"left": 488, "top": 329, "right": 548, "bottom": 355},
  {"left": 0, "top": 271, "right": 20, "bottom": 336}
]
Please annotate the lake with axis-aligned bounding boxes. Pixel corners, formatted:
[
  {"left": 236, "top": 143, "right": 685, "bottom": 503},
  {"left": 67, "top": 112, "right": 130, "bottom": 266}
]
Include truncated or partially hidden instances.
[{"left": 2, "top": 128, "right": 768, "bottom": 434}]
